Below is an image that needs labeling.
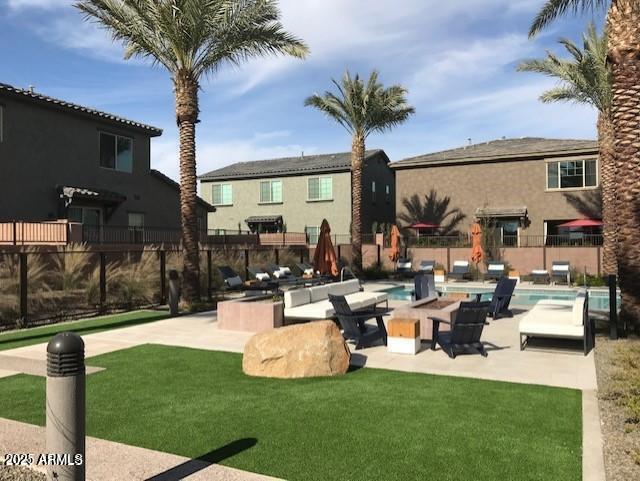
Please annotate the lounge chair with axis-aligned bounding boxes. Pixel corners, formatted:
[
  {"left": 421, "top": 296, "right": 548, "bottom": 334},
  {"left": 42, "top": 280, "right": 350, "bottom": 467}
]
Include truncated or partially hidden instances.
[
  {"left": 429, "top": 300, "right": 491, "bottom": 358},
  {"left": 551, "top": 261, "right": 571, "bottom": 285},
  {"left": 396, "top": 258, "right": 413, "bottom": 277},
  {"left": 266, "top": 264, "right": 299, "bottom": 283},
  {"left": 487, "top": 277, "right": 517, "bottom": 319},
  {"left": 294, "top": 262, "right": 315, "bottom": 277},
  {"left": 519, "top": 290, "right": 594, "bottom": 355},
  {"left": 328, "top": 294, "right": 389, "bottom": 350},
  {"left": 531, "top": 269, "right": 550, "bottom": 284},
  {"left": 217, "top": 266, "right": 245, "bottom": 291},
  {"left": 484, "top": 261, "right": 505, "bottom": 282},
  {"left": 448, "top": 260, "right": 472, "bottom": 281},
  {"left": 418, "top": 260, "right": 436, "bottom": 273},
  {"left": 412, "top": 274, "right": 439, "bottom": 302}
]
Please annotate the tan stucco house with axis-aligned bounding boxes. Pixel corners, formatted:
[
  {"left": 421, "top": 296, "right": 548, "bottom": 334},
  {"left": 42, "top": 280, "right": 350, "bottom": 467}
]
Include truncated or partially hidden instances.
[
  {"left": 391, "top": 138, "right": 600, "bottom": 243},
  {"left": 199, "top": 150, "right": 395, "bottom": 243}
]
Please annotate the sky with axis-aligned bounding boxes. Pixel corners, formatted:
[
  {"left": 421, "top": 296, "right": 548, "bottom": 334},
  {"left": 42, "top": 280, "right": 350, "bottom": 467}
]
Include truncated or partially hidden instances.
[{"left": 0, "top": 0, "right": 606, "bottom": 182}]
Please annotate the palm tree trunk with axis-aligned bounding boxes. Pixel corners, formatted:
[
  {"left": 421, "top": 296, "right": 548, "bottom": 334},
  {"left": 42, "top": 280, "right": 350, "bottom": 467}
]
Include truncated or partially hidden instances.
[
  {"left": 175, "top": 71, "right": 200, "bottom": 303},
  {"left": 608, "top": 0, "right": 640, "bottom": 333},
  {"left": 598, "top": 112, "right": 617, "bottom": 275},
  {"left": 351, "top": 134, "right": 365, "bottom": 272}
]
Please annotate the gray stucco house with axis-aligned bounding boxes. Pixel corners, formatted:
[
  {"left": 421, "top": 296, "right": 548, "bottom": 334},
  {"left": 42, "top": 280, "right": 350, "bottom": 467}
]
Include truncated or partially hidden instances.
[
  {"left": 0, "top": 82, "right": 213, "bottom": 236},
  {"left": 199, "top": 150, "right": 395, "bottom": 243}
]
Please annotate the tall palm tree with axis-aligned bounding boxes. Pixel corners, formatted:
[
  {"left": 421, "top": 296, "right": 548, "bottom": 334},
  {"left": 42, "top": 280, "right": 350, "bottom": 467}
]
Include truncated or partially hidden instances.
[
  {"left": 76, "top": 0, "right": 308, "bottom": 302},
  {"left": 397, "top": 191, "right": 466, "bottom": 236},
  {"left": 518, "top": 24, "right": 615, "bottom": 274},
  {"left": 530, "top": 0, "right": 640, "bottom": 332},
  {"left": 305, "top": 71, "right": 414, "bottom": 271}
]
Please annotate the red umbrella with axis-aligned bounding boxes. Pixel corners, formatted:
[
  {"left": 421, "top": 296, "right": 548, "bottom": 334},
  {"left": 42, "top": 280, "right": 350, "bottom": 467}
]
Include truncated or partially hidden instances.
[
  {"left": 410, "top": 222, "right": 439, "bottom": 229},
  {"left": 558, "top": 219, "right": 603, "bottom": 228}
]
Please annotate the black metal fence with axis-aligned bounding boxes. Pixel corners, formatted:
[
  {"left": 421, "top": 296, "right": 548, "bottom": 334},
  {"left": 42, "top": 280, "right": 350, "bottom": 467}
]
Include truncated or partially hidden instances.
[
  {"left": 402, "top": 234, "right": 603, "bottom": 248},
  {"left": 0, "top": 245, "right": 310, "bottom": 331}
]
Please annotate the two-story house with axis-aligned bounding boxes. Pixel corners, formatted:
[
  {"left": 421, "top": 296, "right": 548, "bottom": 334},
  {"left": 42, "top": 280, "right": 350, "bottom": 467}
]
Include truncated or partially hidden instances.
[
  {"left": 391, "top": 137, "right": 600, "bottom": 243},
  {"left": 199, "top": 150, "right": 395, "bottom": 243},
  {"left": 0, "top": 82, "right": 213, "bottom": 236}
]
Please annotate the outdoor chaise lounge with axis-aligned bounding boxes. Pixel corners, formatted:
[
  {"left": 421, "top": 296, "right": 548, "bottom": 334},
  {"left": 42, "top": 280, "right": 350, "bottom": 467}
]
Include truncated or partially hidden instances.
[
  {"left": 484, "top": 261, "right": 505, "bottom": 282},
  {"left": 429, "top": 300, "right": 491, "bottom": 358},
  {"left": 418, "top": 260, "right": 436, "bottom": 273},
  {"left": 448, "top": 260, "right": 472, "bottom": 281},
  {"left": 217, "top": 266, "right": 276, "bottom": 293},
  {"left": 530, "top": 269, "right": 550, "bottom": 284},
  {"left": 518, "top": 290, "right": 594, "bottom": 355},
  {"left": 396, "top": 258, "right": 413, "bottom": 276},
  {"left": 328, "top": 294, "right": 389, "bottom": 350},
  {"left": 551, "top": 261, "right": 571, "bottom": 285},
  {"left": 294, "top": 262, "right": 315, "bottom": 277},
  {"left": 283, "top": 279, "right": 388, "bottom": 320},
  {"left": 486, "top": 277, "right": 517, "bottom": 319}
]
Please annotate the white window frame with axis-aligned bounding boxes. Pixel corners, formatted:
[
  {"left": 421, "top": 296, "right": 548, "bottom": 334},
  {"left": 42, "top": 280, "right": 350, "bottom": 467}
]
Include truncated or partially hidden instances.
[
  {"left": 99, "top": 131, "right": 134, "bottom": 173},
  {"left": 212, "top": 183, "right": 233, "bottom": 206},
  {"left": 546, "top": 158, "right": 598, "bottom": 191},
  {"left": 385, "top": 184, "right": 391, "bottom": 203},
  {"left": 307, "top": 176, "right": 333, "bottom": 202},
  {"left": 372, "top": 181, "right": 376, "bottom": 202},
  {"left": 306, "top": 225, "right": 320, "bottom": 245},
  {"left": 259, "top": 179, "right": 283, "bottom": 204}
]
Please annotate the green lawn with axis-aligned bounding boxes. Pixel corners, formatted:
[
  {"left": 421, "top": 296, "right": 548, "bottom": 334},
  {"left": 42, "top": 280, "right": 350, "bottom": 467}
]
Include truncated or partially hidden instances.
[
  {"left": 0, "top": 310, "right": 169, "bottom": 352},
  {"left": 0, "top": 344, "right": 581, "bottom": 480}
]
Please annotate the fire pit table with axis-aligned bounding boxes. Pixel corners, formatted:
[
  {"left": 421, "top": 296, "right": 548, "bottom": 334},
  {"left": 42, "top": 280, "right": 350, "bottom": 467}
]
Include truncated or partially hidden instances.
[{"left": 392, "top": 297, "right": 461, "bottom": 341}]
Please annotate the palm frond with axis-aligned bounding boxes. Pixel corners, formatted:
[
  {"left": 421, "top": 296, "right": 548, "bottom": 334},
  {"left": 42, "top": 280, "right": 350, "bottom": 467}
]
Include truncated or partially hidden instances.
[{"left": 529, "top": 0, "right": 608, "bottom": 37}]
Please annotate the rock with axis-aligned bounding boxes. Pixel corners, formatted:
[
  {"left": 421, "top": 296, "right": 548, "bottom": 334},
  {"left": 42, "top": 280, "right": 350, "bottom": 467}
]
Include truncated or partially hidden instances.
[{"left": 243, "top": 321, "right": 351, "bottom": 379}]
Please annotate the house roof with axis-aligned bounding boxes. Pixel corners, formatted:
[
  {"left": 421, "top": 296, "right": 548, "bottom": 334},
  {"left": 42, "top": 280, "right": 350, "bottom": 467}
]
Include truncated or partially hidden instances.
[
  {"left": 0, "top": 82, "right": 162, "bottom": 136},
  {"left": 149, "top": 169, "right": 216, "bottom": 211},
  {"left": 390, "top": 138, "right": 598, "bottom": 169},
  {"left": 199, "top": 150, "right": 387, "bottom": 181}
]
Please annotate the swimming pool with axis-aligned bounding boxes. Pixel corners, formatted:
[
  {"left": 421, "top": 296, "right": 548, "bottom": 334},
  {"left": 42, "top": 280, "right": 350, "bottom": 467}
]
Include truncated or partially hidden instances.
[{"left": 383, "top": 285, "right": 619, "bottom": 311}]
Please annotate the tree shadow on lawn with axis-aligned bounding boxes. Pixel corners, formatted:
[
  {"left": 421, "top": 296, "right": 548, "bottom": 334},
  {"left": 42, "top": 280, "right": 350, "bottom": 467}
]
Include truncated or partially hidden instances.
[{"left": 145, "top": 438, "right": 258, "bottom": 481}]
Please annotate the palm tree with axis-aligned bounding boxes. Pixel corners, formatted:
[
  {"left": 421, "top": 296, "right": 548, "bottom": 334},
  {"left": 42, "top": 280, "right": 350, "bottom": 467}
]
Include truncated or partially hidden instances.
[
  {"left": 76, "top": 0, "right": 308, "bottom": 302},
  {"left": 518, "top": 24, "right": 615, "bottom": 274},
  {"left": 397, "top": 191, "right": 466, "bottom": 236},
  {"left": 305, "top": 71, "right": 414, "bottom": 271},
  {"left": 530, "top": 0, "right": 640, "bottom": 332}
]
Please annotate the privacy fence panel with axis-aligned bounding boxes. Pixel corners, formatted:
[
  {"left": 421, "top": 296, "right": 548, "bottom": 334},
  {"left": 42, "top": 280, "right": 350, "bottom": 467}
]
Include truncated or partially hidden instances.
[{"left": 0, "top": 252, "right": 19, "bottom": 330}]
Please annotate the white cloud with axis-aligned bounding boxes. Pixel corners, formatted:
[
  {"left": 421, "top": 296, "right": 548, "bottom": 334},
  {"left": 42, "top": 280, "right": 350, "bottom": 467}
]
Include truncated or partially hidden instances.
[{"left": 6, "top": 0, "right": 72, "bottom": 9}]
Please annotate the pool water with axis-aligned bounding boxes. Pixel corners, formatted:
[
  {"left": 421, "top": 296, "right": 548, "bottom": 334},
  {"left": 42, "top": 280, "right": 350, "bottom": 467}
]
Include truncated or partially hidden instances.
[{"left": 384, "top": 285, "right": 619, "bottom": 311}]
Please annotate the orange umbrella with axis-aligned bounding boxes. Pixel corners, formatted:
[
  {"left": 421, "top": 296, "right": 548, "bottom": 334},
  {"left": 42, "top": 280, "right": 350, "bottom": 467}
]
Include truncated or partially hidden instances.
[
  {"left": 470, "top": 222, "right": 484, "bottom": 264},
  {"left": 313, "top": 219, "right": 339, "bottom": 277},
  {"left": 389, "top": 224, "right": 401, "bottom": 262}
]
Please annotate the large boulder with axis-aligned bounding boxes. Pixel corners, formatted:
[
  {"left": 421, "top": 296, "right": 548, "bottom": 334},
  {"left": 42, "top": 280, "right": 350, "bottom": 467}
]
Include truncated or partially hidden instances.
[{"left": 243, "top": 321, "right": 351, "bottom": 379}]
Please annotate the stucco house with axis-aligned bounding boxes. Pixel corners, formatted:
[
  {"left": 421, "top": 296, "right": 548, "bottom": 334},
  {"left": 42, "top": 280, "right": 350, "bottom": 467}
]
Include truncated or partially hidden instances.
[
  {"left": 0, "top": 82, "right": 213, "bottom": 238},
  {"left": 391, "top": 137, "right": 600, "bottom": 244},
  {"left": 199, "top": 150, "right": 395, "bottom": 243}
]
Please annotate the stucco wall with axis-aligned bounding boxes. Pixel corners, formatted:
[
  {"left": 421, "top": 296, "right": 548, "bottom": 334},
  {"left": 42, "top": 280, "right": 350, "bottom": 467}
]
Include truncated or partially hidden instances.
[{"left": 394, "top": 155, "right": 600, "bottom": 237}]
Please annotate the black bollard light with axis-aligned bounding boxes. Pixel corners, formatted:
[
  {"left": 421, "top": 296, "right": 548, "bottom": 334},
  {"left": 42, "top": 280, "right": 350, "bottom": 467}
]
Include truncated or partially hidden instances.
[
  {"left": 46, "top": 332, "right": 85, "bottom": 481},
  {"left": 168, "top": 269, "right": 180, "bottom": 316}
]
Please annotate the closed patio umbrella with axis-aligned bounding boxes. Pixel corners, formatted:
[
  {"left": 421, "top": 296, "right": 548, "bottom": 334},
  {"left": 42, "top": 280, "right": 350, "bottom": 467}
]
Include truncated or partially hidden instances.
[
  {"left": 471, "top": 222, "right": 484, "bottom": 264},
  {"left": 389, "top": 224, "right": 401, "bottom": 262},
  {"left": 313, "top": 219, "right": 339, "bottom": 277}
]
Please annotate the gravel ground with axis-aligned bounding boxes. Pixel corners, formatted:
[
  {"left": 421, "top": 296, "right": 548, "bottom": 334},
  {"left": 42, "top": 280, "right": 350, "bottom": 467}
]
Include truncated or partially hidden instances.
[
  {"left": 0, "top": 466, "right": 45, "bottom": 481},
  {"left": 595, "top": 336, "right": 640, "bottom": 481}
]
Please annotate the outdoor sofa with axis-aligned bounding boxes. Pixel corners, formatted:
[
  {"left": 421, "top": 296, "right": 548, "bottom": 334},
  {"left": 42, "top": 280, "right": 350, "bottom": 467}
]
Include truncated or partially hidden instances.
[
  {"left": 284, "top": 279, "right": 388, "bottom": 320},
  {"left": 518, "top": 290, "right": 594, "bottom": 355}
]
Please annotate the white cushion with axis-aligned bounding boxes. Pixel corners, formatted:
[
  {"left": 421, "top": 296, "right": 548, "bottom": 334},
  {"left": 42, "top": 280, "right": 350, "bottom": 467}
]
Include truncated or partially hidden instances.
[
  {"left": 328, "top": 280, "right": 360, "bottom": 297},
  {"left": 553, "top": 264, "right": 570, "bottom": 272},
  {"left": 285, "top": 300, "right": 334, "bottom": 319},
  {"left": 344, "top": 292, "right": 383, "bottom": 310},
  {"left": 226, "top": 276, "right": 243, "bottom": 288},
  {"left": 309, "top": 285, "right": 331, "bottom": 303},
  {"left": 453, "top": 260, "right": 469, "bottom": 267},
  {"left": 284, "top": 289, "right": 311, "bottom": 308},
  {"left": 397, "top": 261, "right": 412, "bottom": 269},
  {"left": 279, "top": 266, "right": 292, "bottom": 275},
  {"left": 303, "top": 268, "right": 314, "bottom": 276},
  {"left": 572, "top": 291, "right": 586, "bottom": 326},
  {"left": 419, "top": 265, "right": 434, "bottom": 272},
  {"left": 532, "top": 270, "right": 548, "bottom": 275},
  {"left": 519, "top": 302, "right": 584, "bottom": 338},
  {"left": 488, "top": 264, "right": 504, "bottom": 270},
  {"left": 255, "top": 273, "right": 270, "bottom": 281}
]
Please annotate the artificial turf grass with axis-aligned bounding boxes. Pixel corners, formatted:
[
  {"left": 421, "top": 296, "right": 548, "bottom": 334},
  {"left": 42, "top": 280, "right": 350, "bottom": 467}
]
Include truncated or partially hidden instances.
[
  {"left": 0, "top": 344, "right": 582, "bottom": 481},
  {"left": 0, "top": 310, "right": 169, "bottom": 352}
]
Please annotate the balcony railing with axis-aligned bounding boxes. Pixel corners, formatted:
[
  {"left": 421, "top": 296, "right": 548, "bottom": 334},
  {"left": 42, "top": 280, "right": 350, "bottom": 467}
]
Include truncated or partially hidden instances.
[{"left": 0, "top": 221, "right": 69, "bottom": 245}]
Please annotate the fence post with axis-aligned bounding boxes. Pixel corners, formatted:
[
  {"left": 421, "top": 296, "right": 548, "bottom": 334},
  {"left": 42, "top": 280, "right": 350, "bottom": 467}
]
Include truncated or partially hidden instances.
[
  {"left": 244, "top": 249, "right": 249, "bottom": 280},
  {"left": 19, "top": 252, "right": 28, "bottom": 322},
  {"left": 207, "top": 250, "right": 212, "bottom": 301},
  {"left": 159, "top": 250, "right": 166, "bottom": 305},
  {"left": 446, "top": 247, "right": 451, "bottom": 272},
  {"left": 608, "top": 274, "right": 618, "bottom": 340},
  {"left": 337, "top": 245, "right": 342, "bottom": 260},
  {"left": 99, "top": 253, "right": 106, "bottom": 314},
  {"left": 12, "top": 221, "right": 17, "bottom": 246},
  {"left": 377, "top": 244, "right": 381, "bottom": 268}
]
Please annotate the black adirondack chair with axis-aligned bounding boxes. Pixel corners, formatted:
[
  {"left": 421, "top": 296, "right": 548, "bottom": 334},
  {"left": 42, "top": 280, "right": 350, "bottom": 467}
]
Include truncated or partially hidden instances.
[
  {"left": 487, "top": 277, "right": 517, "bottom": 319},
  {"left": 413, "top": 274, "right": 438, "bottom": 301},
  {"left": 328, "top": 294, "right": 389, "bottom": 350},
  {"left": 429, "top": 301, "right": 491, "bottom": 358}
]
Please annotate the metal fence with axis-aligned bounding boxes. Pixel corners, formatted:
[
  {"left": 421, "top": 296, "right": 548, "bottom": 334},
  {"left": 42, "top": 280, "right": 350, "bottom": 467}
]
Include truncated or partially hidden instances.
[
  {"left": 0, "top": 221, "right": 68, "bottom": 245},
  {"left": 0, "top": 245, "right": 310, "bottom": 331},
  {"left": 404, "top": 234, "right": 603, "bottom": 248}
]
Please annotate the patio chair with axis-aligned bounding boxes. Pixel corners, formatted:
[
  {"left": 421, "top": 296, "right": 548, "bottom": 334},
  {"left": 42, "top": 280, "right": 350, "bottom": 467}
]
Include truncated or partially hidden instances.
[
  {"left": 418, "top": 260, "right": 436, "bottom": 273},
  {"left": 530, "top": 269, "right": 550, "bottom": 284},
  {"left": 328, "top": 294, "right": 389, "bottom": 350},
  {"left": 484, "top": 261, "right": 505, "bottom": 282},
  {"left": 294, "top": 262, "right": 315, "bottom": 277},
  {"left": 448, "top": 260, "right": 472, "bottom": 281},
  {"left": 429, "top": 300, "right": 491, "bottom": 358},
  {"left": 551, "top": 261, "right": 571, "bottom": 285},
  {"left": 412, "top": 274, "right": 439, "bottom": 301},
  {"left": 487, "top": 277, "right": 517, "bottom": 319}
]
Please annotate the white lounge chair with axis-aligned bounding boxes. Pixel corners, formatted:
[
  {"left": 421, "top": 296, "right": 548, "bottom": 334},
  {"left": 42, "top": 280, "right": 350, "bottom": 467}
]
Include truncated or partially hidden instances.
[{"left": 551, "top": 261, "right": 571, "bottom": 285}]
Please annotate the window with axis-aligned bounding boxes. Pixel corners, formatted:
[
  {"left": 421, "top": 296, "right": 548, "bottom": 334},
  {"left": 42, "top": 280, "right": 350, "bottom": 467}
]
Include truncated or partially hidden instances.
[
  {"left": 546, "top": 159, "right": 598, "bottom": 190},
  {"left": 371, "top": 181, "right": 376, "bottom": 202},
  {"left": 128, "top": 212, "right": 145, "bottom": 228},
  {"left": 212, "top": 183, "right": 233, "bottom": 206},
  {"left": 68, "top": 206, "right": 102, "bottom": 226},
  {"left": 307, "top": 176, "right": 332, "bottom": 201},
  {"left": 100, "top": 132, "right": 133, "bottom": 172},
  {"left": 385, "top": 184, "right": 391, "bottom": 203},
  {"left": 259, "top": 179, "right": 282, "bottom": 203},
  {"left": 306, "top": 226, "right": 320, "bottom": 245}
]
